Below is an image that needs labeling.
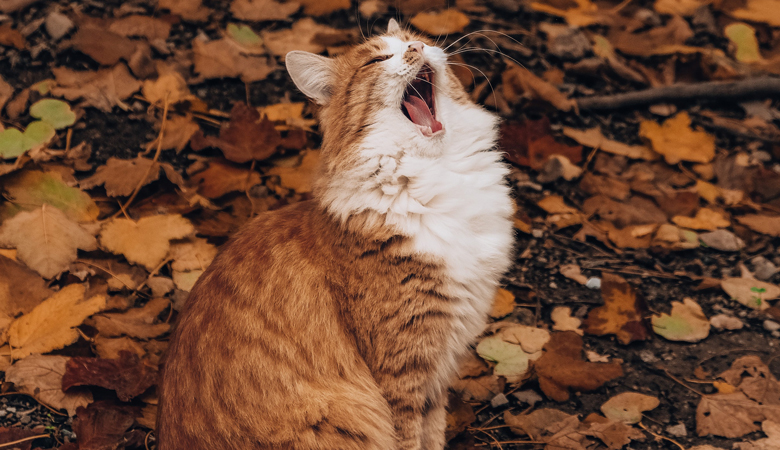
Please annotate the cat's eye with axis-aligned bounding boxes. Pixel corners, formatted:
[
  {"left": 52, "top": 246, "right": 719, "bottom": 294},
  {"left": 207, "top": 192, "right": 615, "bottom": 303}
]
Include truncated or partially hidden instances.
[{"left": 363, "top": 54, "right": 392, "bottom": 67}]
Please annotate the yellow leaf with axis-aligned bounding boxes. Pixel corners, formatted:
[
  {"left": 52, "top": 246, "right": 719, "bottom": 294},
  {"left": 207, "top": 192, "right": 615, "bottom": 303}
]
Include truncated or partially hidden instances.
[
  {"left": 410, "top": 10, "right": 470, "bottom": 35},
  {"left": 713, "top": 381, "right": 736, "bottom": 394},
  {"left": 99, "top": 214, "right": 194, "bottom": 270},
  {"left": 724, "top": 23, "right": 763, "bottom": 64},
  {"left": 142, "top": 72, "right": 195, "bottom": 105},
  {"left": 639, "top": 112, "right": 716, "bottom": 164},
  {"left": 268, "top": 150, "right": 320, "bottom": 193},
  {"left": 654, "top": 0, "right": 711, "bottom": 16},
  {"left": 672, "top": 208, "right": 729, "bottom": 231},
  {"left": 537, "top": 195, "right": 578, "bottom": 214},
  {"left": 489, "top": 288, "right": 515, "bottom": 319},
  {"left": 728, "top": 0, "right": 780, "bottom": 27},
  {"left": 259, "top": 102, "right": 304, "bottom": 122},
  {"left": 7, "top": 284, "right": 106, "bottom": 359},
  {"left": 562, "top": 127, "right": 657, "bottom": 160}
]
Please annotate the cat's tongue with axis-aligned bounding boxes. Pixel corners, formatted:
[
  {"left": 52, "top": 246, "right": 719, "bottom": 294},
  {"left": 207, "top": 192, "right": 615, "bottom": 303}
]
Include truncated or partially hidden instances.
[{"left": 403, "top": 96, "right": 443, "bottom": 137}]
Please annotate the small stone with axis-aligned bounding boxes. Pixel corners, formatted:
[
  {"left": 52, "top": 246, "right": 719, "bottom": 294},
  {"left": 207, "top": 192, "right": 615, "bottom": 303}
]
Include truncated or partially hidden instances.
[
  {"left": 639, "top": 350, "right": 658, "bottom": 363},
  {"left": 490, "top": 393, "right": 509, "bottom": 408},
  {"left": 45, "top": 11, "right": 73, "bottom": 40},
  {"left": 586, "top": 277, "right": 601, "bottom": 289},
  {"left": 531, "top": 229, "right": 544, "bottom": 238},
  {"left": 513, "top": 390, "right": 543, "bottom": 406},
  {"left": 752, "top": 256, "right": 779, "bottom": 281},
  {"left": 666, "top": 423, "right": 687, "bottom": 437},
  {"left": 699, "top": 229, "right": 744, "bottom": 252},
  {"left": 19, "top": 416, "right": 30, "bottom": 425},
  {"left": 5, "top": 407, "right": 16, "bottom": 413},
  {"left": 710, "top": 314, "right": 743, "bottom": 330},
  {"left": 764, "top": 320, "right": 780, "bottom": 332},
  {"left": 549, "top": 281, "right": 558, "bottom": 289}
]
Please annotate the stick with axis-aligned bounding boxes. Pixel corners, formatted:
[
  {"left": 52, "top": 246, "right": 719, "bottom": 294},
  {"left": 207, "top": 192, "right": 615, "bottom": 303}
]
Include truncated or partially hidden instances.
[{"left": 577, "top": 77, "right": 780, "bottom": 110}]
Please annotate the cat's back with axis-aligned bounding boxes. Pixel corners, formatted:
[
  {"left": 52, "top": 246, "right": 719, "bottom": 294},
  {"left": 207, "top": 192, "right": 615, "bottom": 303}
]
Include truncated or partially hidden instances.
[{"left": 157, "top": 201, "right": 395, "bottom": 450}]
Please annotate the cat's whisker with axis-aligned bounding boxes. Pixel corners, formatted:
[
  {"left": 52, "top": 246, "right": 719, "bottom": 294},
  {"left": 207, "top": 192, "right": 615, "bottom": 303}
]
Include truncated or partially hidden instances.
[
  {"left": 445, "top": 62, "right": 499, "bottom": 111},
  {"left": 449, "top": 47, "right": 527, "bottom": 70},
  {"left": 442, "top": 29, "right": 526, "bottom": 52}
]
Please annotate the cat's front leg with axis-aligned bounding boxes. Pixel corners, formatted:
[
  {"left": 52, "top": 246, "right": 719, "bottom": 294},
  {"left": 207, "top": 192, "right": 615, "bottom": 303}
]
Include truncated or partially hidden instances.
[
  {"left": 374, "top": 368, "right": 428, "bottom": 450},
  {"left": 420, "top": 386, "right": 448, "bottom": 450}
]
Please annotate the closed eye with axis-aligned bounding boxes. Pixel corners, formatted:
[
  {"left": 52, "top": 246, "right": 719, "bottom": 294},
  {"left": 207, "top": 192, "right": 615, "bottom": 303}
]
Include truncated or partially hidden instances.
[{"left": 362, "top": 54, "right": 392, "bottom": 67}]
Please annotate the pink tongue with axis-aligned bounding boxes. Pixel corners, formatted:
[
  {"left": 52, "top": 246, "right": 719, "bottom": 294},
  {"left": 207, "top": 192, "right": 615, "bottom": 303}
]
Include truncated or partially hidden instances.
[{"left": 403, "top": 96, "right": 442, "bottom": 133}]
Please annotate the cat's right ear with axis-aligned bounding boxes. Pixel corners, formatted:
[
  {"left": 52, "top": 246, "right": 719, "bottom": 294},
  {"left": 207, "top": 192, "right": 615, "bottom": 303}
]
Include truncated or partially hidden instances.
[
  {"left": 387, "top": 19, "right": 401, "bottom": 34},
  {"left": 285, "top": 51, "right": 335, "bottom": 105}
]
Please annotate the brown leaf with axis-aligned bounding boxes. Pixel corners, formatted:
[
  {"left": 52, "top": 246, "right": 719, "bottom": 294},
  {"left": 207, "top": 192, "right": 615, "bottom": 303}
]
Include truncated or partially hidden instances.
[
  {"left": 4, "top": 355, "right": 93, "bottom": 416},
  {"left": 489, "top": 288, "right": 515, "bottom": 318},
  {"left": 297, "top": 0, "right": 349, "bottom": 15},
  {"left": 109, "top": 15, "right": 172, "bottom": 41},
  {"left": 533, "top": 332, "right": 624, "bottom": 402},
  {"left": 145, "top": 115, "right": 200, "bottom": 153},
  {"left": 169, "top": 237, "right": 217, "bottom": 272},
  {"left": 0, "top": 75, "right": 13, "bottom": 112},
  {"left": 230, "top": 0, "right": 300, "bottom": 21},
  {"left": 0, "top": 255, "right": 53, "bottom": 333},
  {"left": 697, "top": 391, "right": 780, "bottom": 438},
  {"left": 94, "top": 336, "right": 146, "bottom": 360},
  {"left": 410, "top": 10, "right": 470, "bottom": 35},
  {"left": 445, "top": 394, "right": 476, "bottom": 442},
  {"left": 583, "top": 273, "right": 650, "bottom": 345},
  {"left": 582, "top": 413, "right": 646, "bottom": 450},
  {"left": 451, "top": 375, "right": 505, "bottom": 402},
  {"left": 608, "top": 15, "right": 700, "bottom": 57},
  {"left": 63, "top": 351, "right": 157, "bottom": 401},
  {"left": 719, "top": 356, "right": 780, "bottom": 406},
  {"left": 68, "top": 27, "right": 137, "bottom": 66},
  {"left": 51, "top": 64, "right": 141, "bottom": 112},
  {"left": 190, "top": 102, "right": 281, "bottom": 163},
  {"left": 562, "top": 127, "right": 657, "bottom": 161},
  {"left": 267, "top": 150, "right": 320, "bottom": 193},
  {"left": 0, "top": 205, "right": 98, "bottom": 279},
  {"left": 499, "top": 119, "right": 582, "bottom": 169},
  {"left": 0, "top": 426, "right": 40, "bottom": 450},
  {"left": 80, "top": 156, "right": 161, "bottom": 197},
  {"left": 579, "top": 172, "right": 631, "bottom": 200},
  {"left": 261, "top": 18, "right": 355, "bottom": 59},
  {"left": 99, "top": 215, "right": 194, "bottom": 270},
  {"left": 639, "top": 112, "right": 716, "bottom": 164},
  {"left": 89, "top": 297, "right": 171, "bottom": 339},
  {"left": 191, "top": 38, "right": 275, "bottom": 83},
  {"left": 158, "top": 0, "right": 212, "bottom": 21},
  {"left": 582, "top": 195, "right": 667, "bottom": 228},
  {"left": 504, "top": 408, "right": 574, "bottom": 437},
  {"left": 190, "top": 159, "right": 262, "bottom": 199},
  {"left": 73, "top": 401, "right": 137, "bottom": 450},
  {"left": 0, "top": 24, "right": 25, "bottom": 50},
  {"left": 736, "top": 214, "right": 780, "bottom": 237},
  {"left": 502, "top": 61, "right": 576, "bottom": 112}
]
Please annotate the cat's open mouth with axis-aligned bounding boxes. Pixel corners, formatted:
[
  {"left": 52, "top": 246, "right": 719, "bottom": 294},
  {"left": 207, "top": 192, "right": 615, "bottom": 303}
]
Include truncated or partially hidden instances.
[{"left": 401, "top": 64, "right": 443, "bottom": 137}]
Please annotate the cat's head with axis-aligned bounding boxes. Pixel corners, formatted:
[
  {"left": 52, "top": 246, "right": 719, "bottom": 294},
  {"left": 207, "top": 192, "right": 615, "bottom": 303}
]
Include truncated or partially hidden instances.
[{"left": 285, "top": 19, "right": 495, "bottom": 158}]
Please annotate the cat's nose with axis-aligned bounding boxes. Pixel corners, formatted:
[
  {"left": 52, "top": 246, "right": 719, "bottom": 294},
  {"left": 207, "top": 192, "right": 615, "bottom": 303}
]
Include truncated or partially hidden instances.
[{"left": 407, "top": 41, "right": 424, "bottom": 54}]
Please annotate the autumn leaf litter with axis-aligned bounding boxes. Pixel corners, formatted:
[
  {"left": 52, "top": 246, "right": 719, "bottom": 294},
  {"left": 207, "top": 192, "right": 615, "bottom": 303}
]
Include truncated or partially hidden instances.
[{"left": 1, "top": 0, "right": 780, "bottom": 449}]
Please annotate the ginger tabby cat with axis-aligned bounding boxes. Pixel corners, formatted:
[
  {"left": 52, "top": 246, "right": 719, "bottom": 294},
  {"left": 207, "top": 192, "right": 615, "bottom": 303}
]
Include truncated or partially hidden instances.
[{"left": 157, "top": 19, "right": 515, "bottom": 450}]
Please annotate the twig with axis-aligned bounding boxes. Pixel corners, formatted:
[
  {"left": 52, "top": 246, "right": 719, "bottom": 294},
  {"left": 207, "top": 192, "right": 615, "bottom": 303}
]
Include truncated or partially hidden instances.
[
  {"left": 0, "top": 434, "right": 49, "bottom": 448},
  {"left": 663, "top": 369, "right": 705, "bottom": 397},
  {"left": 476, "top": 439, "right": 546, "bottom": 446},
  {"left": 577, "top": 76, "right": 780, "bottom": 110},
  {"left": 637, "top": 422, "right": 685, "bottom": 450},
  {"left": 117, "top": 93, "right": 170, "bottom": 215}
]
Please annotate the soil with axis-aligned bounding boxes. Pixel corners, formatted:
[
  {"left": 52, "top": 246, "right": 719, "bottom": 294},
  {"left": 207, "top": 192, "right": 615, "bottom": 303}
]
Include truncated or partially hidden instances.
[{"left": 0, "top": 0, "right": 778, "bottom": 449}]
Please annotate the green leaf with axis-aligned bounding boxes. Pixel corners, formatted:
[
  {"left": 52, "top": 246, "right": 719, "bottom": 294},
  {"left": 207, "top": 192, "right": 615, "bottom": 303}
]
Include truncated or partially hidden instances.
[
  {"left": 750, "top": 286, "right": 767, "bottom": 294},
  {"left": 725, "top": 23, "right": 763, "bottom": 64},
  {"left": 0, "top": 170, "right": 99, "bottom": 223},
  {"left": 226, "top": 24, "right": 263, "bottom": 49},
  {"left": 0, "top": 128, "right": 34, "bottom": 159},
  {"left": 30, "top": 99, "right": 77, "bottom": 129},
  {"left": 476, "top": 335, "right": 533, "bottom": 381}
]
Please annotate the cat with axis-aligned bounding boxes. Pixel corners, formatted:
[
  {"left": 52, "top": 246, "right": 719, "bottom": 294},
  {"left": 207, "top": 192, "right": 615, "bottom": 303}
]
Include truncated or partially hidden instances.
[{"left": 157, "top": 19, "right": 515, "bottom": 450}]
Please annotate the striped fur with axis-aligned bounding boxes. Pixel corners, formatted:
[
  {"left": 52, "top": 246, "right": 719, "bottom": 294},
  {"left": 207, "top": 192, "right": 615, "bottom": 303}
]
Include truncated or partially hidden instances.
[{"left": 157, "top": 22, "right": 514, "bottom": 450}]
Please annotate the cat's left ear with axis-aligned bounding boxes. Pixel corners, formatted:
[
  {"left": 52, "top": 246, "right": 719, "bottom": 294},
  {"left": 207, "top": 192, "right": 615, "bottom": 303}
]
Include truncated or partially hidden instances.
[
  {"left": 387, "top": 19, "right": 401, "bottom": 34},
  {"left": 285, "top": 51, "right": 335, "bottom": 105}
]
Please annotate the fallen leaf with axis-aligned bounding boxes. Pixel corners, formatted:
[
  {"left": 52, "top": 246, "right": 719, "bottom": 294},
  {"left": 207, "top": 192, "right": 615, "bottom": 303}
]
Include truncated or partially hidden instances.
[
  {"left": 145, "top": 115, "right": 200, "bottom": 153},
  {"left": 169, "top": 238, "right": 217, "bottom": 272},
  {"left": 451, "top": 375, "right": 505, "bottom": 402},
  {"left": 172, "top": 269, "right": 202, "bottom": 291},
  {"left": 267, "top": 150, "right": 320, "bottom": 193},
  {"left": 0, "top": 426, "right": 41, "bottom": 450},
  {"left": 530, "top": 0, "right": 613, "bottom": 27},
  {"left": 500, "top": 119, "right": 582, "bottom": 169},
  {"left": 499, "top": 325, "right": 550, "bottom": 354},
  {"left": 190, "top": 102, "right": 281, "bottom": 163},
  {"left": 559, "top": 264, "right": 588, "bottom": 285},
  {"left": 0, "top": 75, "right": 13, "bottom": 113},
  {"left": 583, "top": 273, "right": 651, "bottom": 345},
  {"left": 672, "top": 208, "right": 729, "bottom": 231},
  {"left": 4, "top": 355, "right": 92, "bottom": 416},
  {"left": 109, "top": 15, "right": 172, "bottom": 41},
  {"left": 700, "top": 229, "right": 744, "bottom": 251},
  {"left": 89, "top": 297, "right": 171, "bottom": 339},
  {"left": 410, "top": 10, "right": 470, "bottom": 35},
  {"left": 639, "top": 112, "right": 716, "bottom": 164},
  {"left": 562, "top": 127, "right": 657, "bottom": 160},
  {"left": 79, "top": 156, "right": 160, "bottom": 197},
  {"left": 608, "top": 15, "right": 702, "bottom": 56},
  {"left": 158, "top": 0, "right": 212, "bottom": 21},
  {"left": 0, "top": 24, "right": 25, "bottom": 49},
  {"left": 726, "top": 0, "right": 780, "bottom": 27},
  {"left": 489, "top": 288, "right": 515, "bottom": 318},
  {"left": 7, "top": 284, "right": 106, "bottom": 359},
  {"left": 537, "top": 195, "right": 578, "bottom": 214},
  {"left": 0, "top": 122, "right": 55, "bottom": 159},
  {"left": 230, "top": 0, "right": 300, "bottom": 21},
  {"left": 0, "top": 205, "right": 98, "bottom": 279},
  {"left": 191, "top": 37, "right": 275, "bottom": 83},
  {"left": 721, "top": 278, "right": 780, "bottom": 310},
  {"left": 29, "top": 99, "right": 77, "bottom": 129},
  {"left": 297, "top": 0, "right": 349, "bottom": 15},
  {"left": 697, "top": 391, "right": 780, "bottom": 438},
  {"left": 582, "top": 413, "right": 647, "bottom": 449},
  {"left": 99, "top": 215, "right": 194, "bottom": 270},
  {"left": 51, "top": 64, "right": 141, "bottom": 112},
  {"left": 73, "top": 401, "right": 137, "bottom": 450},
  {"left": 190, "top": 159, "right": 262, "bottom": 199},
  {"left": 503, "top": 62, "right": 577, "bottom": 112},
  {"left": 652, "top": 298, "right": 710, "bottom": 342},
  {"left": 551, "top": 306, "right": 583, "bottom": 335},
  {"left": 654, "top": 0, "right": 710, "bottom": 15},
  {"left": 63, "top": 351, "right": 157, "bottom": 401},
  {"left": 94, "top": 336, "right": 146, "bottom": 359},
  {"left": 725, "top": 23, "right": 763, "bottom": 64},
  {"left": 68, "top": 27, "right": 137, "bottom": 66},
  {"left": 142, "top": 73, "right": 196, "bottom": 106},
  {"left": 476, "top": 334, "right": 535, "bottom": 383},
  {"left": 0, "top": 255, "right": 53, "bottom": 336},
  {"left": 262, "top": 18, "right": 354, "bottom": 58},
  {"left": 504, "top": 408, "right": 574, "bottom": 437},
  {"left": 537, "top": 155, "right": 582, "bottom": 183},
  {"left": 734, "top": 420, "right": 780, "bottom": 450},
  {"left": 582, "top": 195, "right": 667, "bottom": 228},
  {"left": 533, "top": 332, "right": 624, "bottom": 401},
  {"left": 736, "top": 214, "right": 780, "bottom": 237}
]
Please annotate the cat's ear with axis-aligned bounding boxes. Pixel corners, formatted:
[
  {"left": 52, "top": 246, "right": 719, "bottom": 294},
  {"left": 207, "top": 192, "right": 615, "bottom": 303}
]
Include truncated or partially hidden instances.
[
  {"left": 285, "top": 51, "right": 335, "bottom": 105},
  {"left": 387, "top": 19, "right": 401, "bottom": 34}
]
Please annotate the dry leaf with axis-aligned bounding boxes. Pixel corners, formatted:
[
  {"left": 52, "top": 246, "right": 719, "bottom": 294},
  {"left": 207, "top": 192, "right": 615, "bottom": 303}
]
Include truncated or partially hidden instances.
[
  {"left": 559, "top": 264, "right": 588, "bottom": 284},
  {"left": 89, "top": 297, "right": 171, "bottom": 339},
  {"left": 654, "top": 0, "right": 710, "bottom": 15},
  {"left": 503, "top": 62, "right": 576, "bottom": 112},
  {"left": 68, "top": 27, "right": 137, "bottom": 66},
  {"left": 191, "top": 38, "right": 275, "bottom": 83},
  {"left": 7, "top": 284, "right": 106, "bottom": 359},
  {"left": 0, "top": 205, "right": 98, "bottom": 279},
  {"left": 489, "top": 288, "right": 515, "bottom": 318},
  {"left": 142, "top": 73, "right": 196, "bottom": 106},
  {"left": 476, "top": 334, "right": 535, "bottom": 383},
  {"left": 721, "top": 278, "right": 780, "bottom": 310},
  {"left": 94, "top": 336, "right": 146, "bottom": 359},
  {"left": 562, "top": 127, "right": 657, "bottom": 160},
  {"left": 297, "top": 0, "right": 349, "bottom": 15},
  {"left": 736, "top": 214, "right": 780, "bottom": 237},
  {"left": 583, "top": 273, "right": 650, "bottom": 345},
  {"left": 500, "top": 118, "right": 582, "bottom": 169},
  {"left": 652, "top": 298, "right": 710, "bottom": 342},
  {"left": 0, "top": 255, "right": 53, "bottom": 336},
  {"left": 169, "top": 238, "right": 217, "bottom": 272},
  {"left": 451, "top": 375, "right": 505, "bottom": 402},
  {"left": 190, "top": 159, "right": 262, "bottom": 199},
  {"left": 262, "top": 18, "right": 354, "bottom": 58},
  {"left": 697, "top": 391, "right": 780, "bottom": 438},
  {"left": 100, "top": 215, "right": 193, "bottom": 270},
  {"left": 4, "top": 355, "right": 92, "bottom": 416},
  {"left": 410, "top": 10, "right": 470, "bottom": 35},
  {"left": 190, "top": 102, "right": 281, "bottom": 163},
  {"left": 73, "top": 401, "right": 137, "bottom": 450},
  {"left": 268, "top": 150, "right": 320, "bottom": 193},
  {"left": 673, "top": 208, "right": 730, "bottom": 231},
  {"left": 0, "top": 170, "right": 99, "bottom": 223},
  {"left": 582, "top": 413, "right": 647, "bottom": 449},
  {"left": 109, "top": 15, "right": 171, "bottom": 41},
  {"left": 158, "top": 0, "right": 212, "bottom": 21},
  {"left": 504, "top": 408, "right": 574, "bottom": 437},
  {"left": 80, "top": 156, "right": 160, "bottom": 197},
  {"left": 230, "top": 0, "right": 300, "bottom": 21},
  {"left": 639, "top": 112, "right": 716, "bottom": 164},
  {"left": 600, "top": 392, "right": 660, "bottom": 424},
  {"left": 63, "top": 351, "right": 157, "bottom": 401},
  {"left": 537, "top": 195, "right": 578, "bottom": 214},
  {"left": 551, "top": 306, "right": 583, "bottom": 335},
  {"left": 0, "top": 75, "right": 13, "bottom": 112},
  {"left": 51, "top": 65, "right": 141, "bottom": 112},
  {"left": 727, "top": 0, "right": 780, "bottom": 27},
  {"left": 608, "top": 15, "right": 703, "bottom": 56}
]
